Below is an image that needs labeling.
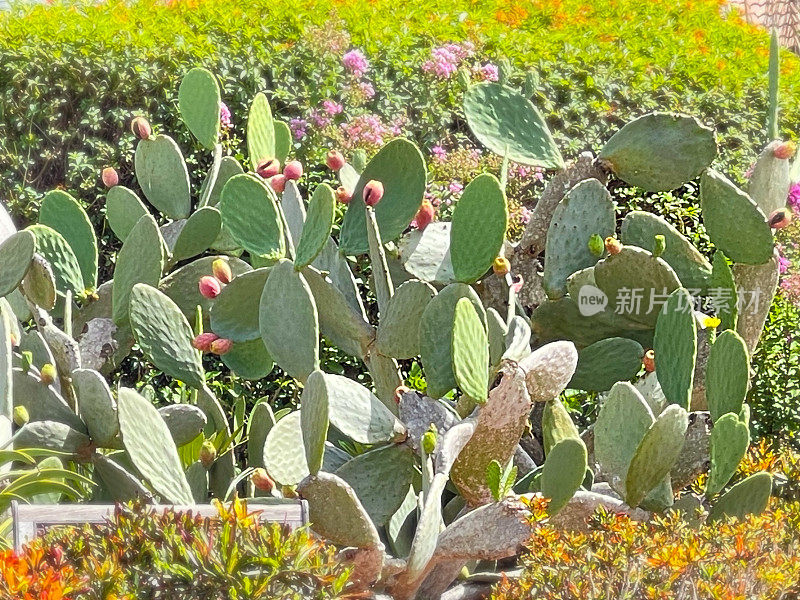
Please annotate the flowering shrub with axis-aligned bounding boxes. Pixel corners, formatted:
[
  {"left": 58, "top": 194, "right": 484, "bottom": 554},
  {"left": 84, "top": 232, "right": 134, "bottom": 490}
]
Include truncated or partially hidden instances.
[
  {"left": 0, "top": 499, "right": 354, "bottom": 599},
  {"left": 491, "top": 503, "right": 800, "bottom": 600}
]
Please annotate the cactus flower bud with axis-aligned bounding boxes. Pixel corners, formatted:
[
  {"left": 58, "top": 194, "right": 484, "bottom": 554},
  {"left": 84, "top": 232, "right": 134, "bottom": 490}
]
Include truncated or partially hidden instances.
[
  {"left": 363, "top": 180, "right": 384, "bottom": 207},
  {"left": 19, "top": 350, "right": 32, "bottom": 373},
  {"left": 130, "top": 116, "right": 152, "bottom": 140},
  {"left": 510, "top": 274, "right": 524, "bottom": 294},
  {"left": 773, "top": 141, "right": 797, "bottom": 160},
  {"left": 643, "top": 349, "right": 655, "bottom": 373},
  {"left": 192, "top": 332, "right": 219, "bottom": 352},
  {"left": 40, "top": 363, "right": 57, "bottom": 385},
  {"left": 251, "top": 468, "right": 275, "bottom": 492},
  {"left": 283, "top": 160, "right": 303, "bottom": 181},
  {"left": 653, "top": 234, "right": 666, "bottom": 258},
  {"left": 199, "top": 440, "right": 217, "bottom": 468},
  {"left": 9, "top": 334, "right": 18, "bottom": 348},
  {"left": 336, "top": 186, "right": 352, "bottom": 204},
  {"left": 604, "top": 236, "right": 622, "bottom": 255},
  {"left": 326, "top": 150, "right": 346, "bottom": 171},
  {"left": 256, "top": 158, "right": 281, "bottom": 179},
  {"left": 212, "top": 259, "right": 233, "bottom": 284},
  {"left": 768, "top": 208, "right": 792, "bottom": 229},
  {"left": 269, "top": 174, "right": 287, "bottom": 194},
  {"left": 587, "top": 234, "right": 604, "bottom": 257},
  {"left": 414, "top": 199, "right": 435, "bottom": 231},
  {"left": 13, "top": 406, "right": 29, "bottom": 427},
  {"left": 421, "top": 425, "right": 438, "bottom": 455},
  {"left": 101, "top": 167, "right": 119, "bottom": 188},
  {"left": 492, "top": 256, "right": 511, "bottom": 276},
  {"left": 210, "top": 338, "right": 233, "bottom": 355},
  {"left": 393, "top": 385, "right": 411, "bottom": 404},
  {"left": 198, "top": 276, "right": 222, "bottom": 299}
]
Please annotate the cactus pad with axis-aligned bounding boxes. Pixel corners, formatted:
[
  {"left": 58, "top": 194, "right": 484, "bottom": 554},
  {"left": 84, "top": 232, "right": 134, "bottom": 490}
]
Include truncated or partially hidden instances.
[
  {"left": 452, "top": 298, "right": 489, "bottom": 405},
  {"left": 171, "top": 206, "right": 222, "bottom": 262},
  {"left": 398, "top": 222, "right": 455, "bottom": 285},
  {"left": 178, "top": 67, "right": 221, "bottom": 149},
  {"left": 39, "top": 190, "right": 98, "bottom": 289},
  {"left": 300, "top": 370, "right": 329, "bottom": 475},
  {"left": 377, "top": 279, "right": 435, "bottom": 359},
  {"left": 708, "top": 472, "right": 772, "bottom": 522},
  {"left": 158, "top": 404, "right": 207, "bottom": 447},
  {"left": 653, "top": 288, "right": 697, "bottom": 410},
  {"left": 710, "top": 251, "right": 738, "bottom": 331},
  {"left": 0, "top": 230, "right": 34, "bottom": 298},
  {"left": 134, "top": 134, "right": 191, "bottom": 220},
  {"left": 748, "top": 141, "right": 791, "bottom": 216},
  {"left": 706, "top": 412, "right": 749, "bottom": 497},
  {"left": 705, "top": 330, "right": 749, "bottom": 423},
  {"left": 14, "top": 421, "right": 90, "bottom": 454},
  {"left": 72, "top": 368, "right": 119, "bottom": 446},
  {"left": 210, "top": 267, "right": 270, "bottom": 342},
  {"left": 263, "top": 410, "right": 309, "bottom": 485},
  {"left": 105, "top": 187, "right": 149, "bottom": 242},
  {"left": 541, "top": 399, "right": 580, "bottom": 455},
  {"left": 246, "top": 92, "right": 276, "bottom": 171},
  {"left": 541, "top": 437, "right": 588, "bottom": 515},
  {"left": 112, "top": 214, "right": 164, "bottom": 325},
  {"left": 220, "top": 174, "right": 285, "bottom": 260},
  {"left": 27, "top": 225, "right": 84, "bottom": 297},
  {"left": 220, "top": 337, "right": 274, "bottom": 380},
  {"left": 568, "top": 337, "right": 644, "bottom": 392},
  {"left": 294, "top": 184, "right": 335, "bottom": 269}
]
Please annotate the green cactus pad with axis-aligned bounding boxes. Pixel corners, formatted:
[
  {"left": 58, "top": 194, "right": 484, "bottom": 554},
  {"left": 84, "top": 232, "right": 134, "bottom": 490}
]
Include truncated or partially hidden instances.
[
  {"left": 544, "top": 179, "right": 615, "bottom": 297},
  {"left": 594, "top": 382, "right": 655, "bottom": 496},
  {"left": 420, "top": 283, "right": 486, "bottom": 399},
  {"left": 594, "top": 246, "right": 681, "bottom": 327},
  {"left": 274, "top": 121, "right": 292, "bottom": 163},
  {"left": 398, "top": 222, "right": 455, "bottom": 285},
  {"left": 178, "top": 67, "right": 221, "bottom": 149},
  {"left": 171, "top": 206, "right": 222, "bottom": 262},
  {"left": 112, "top": 214, "right": 164, "bottom": 325},
  {"left": 487, "top": 307, "right": 508, "bottom": 369},
  {"left": 542, "top": 399, "right": 580, "bottom": 455},
  {"left": 710, "top": 251, "right": 738, "bottom": 331},
  {"left": 300, "top": 370, "right": 329, "bottom": 475},
  {"left": 450, "top": 174, "right": 508, "bottom": 284},
  {"left": 246, "top": 92, "right": 276, "bottom": 171},
  {"left": 700, "top": 170, "right": 774, "bottom": 265},
  {"left": 185, "top": 461, "right": 209, "bottom": 502},
  {"left": 27, "top": 225, "right": 84, "bottom": 296},
  {"left": 12, "top": 369, "right": 86, "bottom": 432},
  {"left": 339, "top": 138, "right": 427, "bottom": 255},
  {"left": 336, "top": 444, "right": 417, "bottom": 526},
  {"left": 134, "top": 134, "right": 191, "bottom": 220},
  {"left": 0, "top": 230, "right": 34, "bottom": 298},
  {"left": 263, "top": 410, "right": 309, "bottom": 485},
  {"left": 0, "top": 305, "right": 12, "bottom": 417},
  {"left": 72, "top": 368, "right": 119, "bottom": 446},
  {"left": 708, "top": 472, "right": 772, "bottom": 522},
  {"left": 541, "top": 437, "right": 588, "bottom": 515},
  {"left": 621, "top": 211, "right": 713, "bottom": 291},
  {"left": 748, "top": 141, "right": 791, "bottom": 216},
  {"left": 247, "top": 401, "right": 276, "bottom": 469},
  {"left": 158, "top": 404, "right": 207, "bottom": 447},
  {"left": 196, "top": 386, "right": 228, "bottom": 436},
  {"left": 365, "top": 206, "right": 394, "bottom": 317},
  {"left": 14, "top": 421, "right": 90, "bottom": 454},
  {"left": 39, "top": 190, "right": 98, "bottom": 289},
  {"left": 279, "top": 181, "right": 305, "bottom": 255},
  {"left": 129, "top": 283, "right": 205, "bottom": 388},
  {"left": 210, "top": 267, "right": 269, "bottom": 342},
  {"left": 463, "top": 83, "right": 563, "bottom": 169},
  {"left": 220, "top": 174, "right": 285, "bottom": 260},
  {"left": 317, "top": 372, "right": 406, "bottom": 444},
  {"left": 220, "top": 338, "right": 274, "bottom": 380},
  {"left": 568, "top": 337, "right": 645, "bottom": 392},
  {"left": 294, "top": 184, "right": 335, "bottom": 269},
  {"left": 297, "top": 472, "right": 381, "bottom": 548},
  {"left": 653, "top": 288, "right": 697, "bottom": 410},
  {"left": 94, "top": 454, "right": 154, "bottom": 502},
  {"left": 159, "top": 255, "right": 251, "bottom": 322},
  {"left": 199, "top": 156, "right": 244, "bottom": 208},
  {"left": 452, "top": 297, "right": 489, "bottom": 405},
  {"left": 117, "top": 387, "right": 194, "bottom": 504},
  {"left": 625, "top": 404, "right": 688, "bottom": 507},
  {"left": 705, "top": 330, "right": 749, "bottom": 423},
  {"left": 259, "top": 259, "right": 319, "bottom": 381},
  {"left": 302, "top": 266, "right": 373, "bottom": 359},
  {"left": 313, "top": 238, "right": 366, "bottom": 317},
  {"left": 22, "top": 255, "right": 56, "bottom": 309},
  {"left": 376, "top": 279, "right": 435, "bottom": 359},
  {"left": 106, "top": 187, "right": 149, "bottom": 242},
  {"left": 706, "top": 413, "right": 750, "bottom": 497},
  {"left": 599, "top": 112, "right": 716, "bottom": 192}
]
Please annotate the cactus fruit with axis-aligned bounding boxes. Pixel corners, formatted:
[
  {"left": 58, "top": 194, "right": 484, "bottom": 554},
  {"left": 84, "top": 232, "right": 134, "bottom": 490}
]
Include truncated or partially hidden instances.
[
  {"left": 414, "top": 199, "right": 435, "bottom": 231},
  {"left": 40, "top": 363, "right": 56, "bottom": 385},
  {"left": 283, "top": 160, "right": 303, "bottom": 181},
  {"left": 773, "top": 140, "right": 796, "bottom": 159},
  {"left": 13, "top": 405, "right": 29, "bottom": 427},
  {"left": 130, "top": 116, "right": 151, "bottom": 140},
  {"left": 256, "top": 158, "right": 281, "bottom": 179},
  {"left": 200, "top": 440, "right": 217, "bottom": 468},
  {"left": 393, "top": 385, "right": 411, "bottom": 404},
  {"left": 269, "top": 174, "right": 287, "bottom": 193},
  {"left": 209, "top": 338, "right": 233, "bottom": 355},
  {"left": 198, "top": 276, "right": 222, "bottom": 299},
  {"left": 421, "top": 425, "right": 438, "bottom": 454},
  {"left": 101, "top": 167, "right": 119, "bottom": 188},
  {"left": 643, "top": 349, "right": 655, "bottom": 372},
  {"left": 492, "top": 256, "right": 510, "bottom": 276},
  {"left": 211, "top": 259, "right": 233, "bottom": 284},
  {"left": 251, "top": 468, "right": 275, "bottom": 492},
  {"left": 363, "top": 180, "right": 384, "bottom": 206},
  {"left": 326, "top": 150, "right": 346, "bottom": 171},
  {"left": 604, "top": 236, "right": 622, "bottom": 255},
  {"left": 336, "top": 186, "right": 352, "bottom": 204},
  {"left": 653, "top": 234, "right": 666, "bottom": 257},
  {"left": 587, "top": 233, "right": 604, "bottom": 257},
  {"left": 768, "top": 208, "right": 792, "bottom": 229}
]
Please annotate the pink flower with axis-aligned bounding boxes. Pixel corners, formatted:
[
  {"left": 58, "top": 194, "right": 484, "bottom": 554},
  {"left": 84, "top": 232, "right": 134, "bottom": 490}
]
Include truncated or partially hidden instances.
[
  {"left": 219, "top": 102, "right": 232, "bottom": 129},
  {"left": 779, "top": 254, "right": 792, "bottom": 274},
  {"left": 519, "top": 206, "right": 532, "bottom": 224},
  {"left": 341, "top": 114, "right": 391, "bottom": 147},
  {"left": 422, "top": 47, "right": 461, "bottom": 79},
  {"left": 289, "top": 118, "right": 308, "bottom": 140},
  {"left": 322, "top": 100, "right": 343, "bottom": 115},
  {"left": 780, "top": 273, "right": 800, "bottom": 301},
  {"left": 432, "top": 146, "right": 447, "bottom": 161},
  {"left": 477, "top": 62, "right": 499, "bottom": 82},
  {"left": 343, "top": 49, "right": 369, "bottom": 76},
  {"left": 788, "top": 182, "right": 800, "bottom": 213},
  {"left": 449, "top": 181, "right": 463, "bottom": 194},
  {"left": 359, "top": 81, "right": 375, "bottom": 99},
  {"left": 309, "top": 110, "right": 332, "bottom": 128}
]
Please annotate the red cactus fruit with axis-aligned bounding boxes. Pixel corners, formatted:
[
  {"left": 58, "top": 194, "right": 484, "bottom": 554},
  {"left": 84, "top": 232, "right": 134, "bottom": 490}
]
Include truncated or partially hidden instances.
[
  {"left": 192, "top": 332, "right": 219, "bottom": 352},
  {"left": 493, "top": 256, "right": 511, "bottom": 276},
  {"left": 768, "top": 208, "right": 792, "bottom": 229},
  {"left": 251, "top": 468, "right": 275, "bottom": 492},
  {"left": 415, "top": 199, "right": 435, "bottom": 231},
  {"left": 643, "top": 349, "right": 655, "bottom": 373},
  {"left": 212, "top": 259, "right": 233, "bottom": 284},
  {"left": 363, "top": 180, "right": 384, "bottom": 207},
  {"left": 256, "top": 158, "right": 281, "bottom": 179},
  {"left": 393, "top": 385, "right": 411, "bottom": 404},
  {"left": 101, "top": 167, "right": 119, "bottom": 188},
  {"left": 604, "top": 236, "right": 622, "bottom": 255},
  {"left": 326, "top": 150, "right": 346, "bottom": 171},
  {"left": 210, "top": 338, "right": 233, "bottom": 355},
  {"left": 283, "top": 160, "right": 304, "bottom": 181},
  {"left": 773, "top": 141, "right": 797, "bottom": 160},
  {"left": 198, "top": 276, "right": 222, "bottom": 299},
  {"left": 336, "top": 186, "right": 352, "bottom": 204},
  {"left": 270, "top": 174, "right": 287, "bottom": 194},
  {"left": 130, "top": 116, "right": 152, "bottom": 140}
]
